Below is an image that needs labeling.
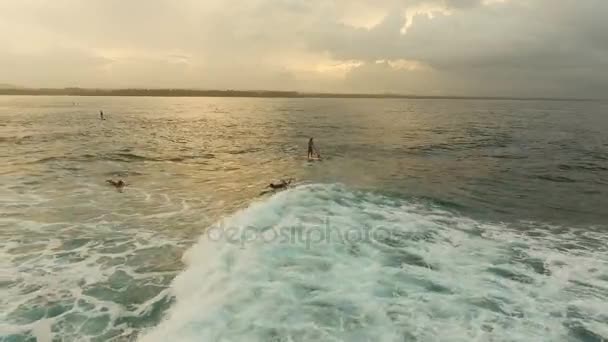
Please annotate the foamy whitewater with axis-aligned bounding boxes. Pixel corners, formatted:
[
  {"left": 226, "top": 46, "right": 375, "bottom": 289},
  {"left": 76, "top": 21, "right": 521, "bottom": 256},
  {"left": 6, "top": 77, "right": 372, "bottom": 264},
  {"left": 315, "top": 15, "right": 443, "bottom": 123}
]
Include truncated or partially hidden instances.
[
  {"left": 1, "top": 96, "right": 607, "bottom": 341},
  {"left": 139, "top": 184, "right": 608, "bottom": 342}
]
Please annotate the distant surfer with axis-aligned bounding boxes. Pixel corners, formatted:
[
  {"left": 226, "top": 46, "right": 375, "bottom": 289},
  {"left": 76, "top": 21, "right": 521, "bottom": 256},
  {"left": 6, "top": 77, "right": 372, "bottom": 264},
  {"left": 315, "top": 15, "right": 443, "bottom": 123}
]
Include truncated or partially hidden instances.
[
  {"left": 106, "top": 179, "right": 125, "bottom": 192},
  {"left": 308, "top": 138, "right": 321, "bottom": 160},
  {"left": 100, "top": 110, "right": 105, "bottom": 120}
]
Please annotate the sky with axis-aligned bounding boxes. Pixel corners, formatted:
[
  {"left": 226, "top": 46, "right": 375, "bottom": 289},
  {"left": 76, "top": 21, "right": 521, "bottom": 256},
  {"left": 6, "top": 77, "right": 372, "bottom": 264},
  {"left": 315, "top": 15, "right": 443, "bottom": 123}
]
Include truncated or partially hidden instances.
[{"left": 0, "top": 0, "right": 606, "bottom": 97}]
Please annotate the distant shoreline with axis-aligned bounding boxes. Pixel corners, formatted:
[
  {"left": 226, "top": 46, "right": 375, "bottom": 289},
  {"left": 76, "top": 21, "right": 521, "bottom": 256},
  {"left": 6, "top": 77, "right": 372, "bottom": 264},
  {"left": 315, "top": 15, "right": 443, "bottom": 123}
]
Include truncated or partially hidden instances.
[{"left": 0, "top": 88, "right": 596, "bottom": 101}]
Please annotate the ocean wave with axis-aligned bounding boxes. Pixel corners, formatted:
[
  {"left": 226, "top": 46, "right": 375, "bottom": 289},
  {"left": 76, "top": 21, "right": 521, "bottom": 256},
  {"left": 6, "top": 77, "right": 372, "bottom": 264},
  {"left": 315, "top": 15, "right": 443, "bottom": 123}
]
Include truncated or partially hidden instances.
[
  {"left": 0, "top": 224, "right": 187, "bottom": 342},
  {"left": 0, "top": 132, "right": 90, "bottom": 145},
  {"left": 0, "top": 135, "right": 34, "bottom": 144},
  {"left": 140, "top": 184, "right": 608, "bottom": 342},
  {"left": 558, "top": 163, "right": 608, "bottom": 172},
  {"left": 27, "top": 152, "right": 216, "bottom": 165},
  {"left": 536, "top": 174, "right": 577, "bottom": 183}
]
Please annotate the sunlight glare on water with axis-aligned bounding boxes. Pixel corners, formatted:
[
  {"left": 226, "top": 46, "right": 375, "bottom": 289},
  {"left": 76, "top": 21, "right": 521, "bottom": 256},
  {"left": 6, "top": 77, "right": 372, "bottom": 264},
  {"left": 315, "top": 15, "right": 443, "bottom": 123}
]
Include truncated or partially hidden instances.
[{"left": 1, "top": 96, "right": 607, "bottom": 341}]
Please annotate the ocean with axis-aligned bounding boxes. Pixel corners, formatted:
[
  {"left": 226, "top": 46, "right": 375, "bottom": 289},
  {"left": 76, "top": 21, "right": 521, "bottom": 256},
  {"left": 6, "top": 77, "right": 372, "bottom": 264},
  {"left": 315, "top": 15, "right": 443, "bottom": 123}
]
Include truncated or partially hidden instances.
[{"left": 1, "top": 96, "right": 607, "bottom": 341}]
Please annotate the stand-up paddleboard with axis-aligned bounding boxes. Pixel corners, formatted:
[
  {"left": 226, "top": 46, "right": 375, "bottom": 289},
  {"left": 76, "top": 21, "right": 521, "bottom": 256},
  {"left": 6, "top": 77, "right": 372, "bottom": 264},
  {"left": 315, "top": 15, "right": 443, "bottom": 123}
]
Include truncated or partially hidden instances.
[{"left": 308, "top": 150, "right": 322, "bottom": 162}]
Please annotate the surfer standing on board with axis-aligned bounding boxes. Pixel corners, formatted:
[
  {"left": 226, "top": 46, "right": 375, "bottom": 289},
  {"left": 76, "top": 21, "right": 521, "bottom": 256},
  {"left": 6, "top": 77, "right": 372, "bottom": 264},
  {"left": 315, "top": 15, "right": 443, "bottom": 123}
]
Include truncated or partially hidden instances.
[
  {"left": 308, "top": 137, "right": 320, "bottom": 160},
  {"left": 100, "top": 110, "right": 105, "bottom": 120}
]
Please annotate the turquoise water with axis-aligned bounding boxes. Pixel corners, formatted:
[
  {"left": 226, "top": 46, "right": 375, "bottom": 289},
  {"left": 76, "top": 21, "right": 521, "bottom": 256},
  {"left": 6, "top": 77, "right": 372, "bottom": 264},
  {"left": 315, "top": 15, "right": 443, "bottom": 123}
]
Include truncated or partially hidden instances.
[{"left": 1, "top": 96, "right": 607, "bottom": 341}]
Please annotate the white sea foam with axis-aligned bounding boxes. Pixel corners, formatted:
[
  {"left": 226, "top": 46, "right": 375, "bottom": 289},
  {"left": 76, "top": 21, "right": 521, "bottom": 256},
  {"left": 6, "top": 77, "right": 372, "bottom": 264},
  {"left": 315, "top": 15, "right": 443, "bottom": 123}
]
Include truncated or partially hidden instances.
[
  {"left": 0, "top": 182, "right": 195, "bottom": 341},
  {"left": 140, "top": 184, "right": 608, "bottom": 342}
]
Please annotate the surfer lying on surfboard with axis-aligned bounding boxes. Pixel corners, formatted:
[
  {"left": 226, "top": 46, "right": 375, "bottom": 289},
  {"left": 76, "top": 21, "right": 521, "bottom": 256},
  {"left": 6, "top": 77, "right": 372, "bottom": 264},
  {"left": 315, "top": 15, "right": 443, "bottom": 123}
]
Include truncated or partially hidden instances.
[
  {"left": 259, "top": 178, "right": 295, "bottom": 196},
  {"left": 269, "top": 178, "right": 294, "bottom": 190},
  {"left": 106, "top": 179, "right": 126, "bottom": 192}
]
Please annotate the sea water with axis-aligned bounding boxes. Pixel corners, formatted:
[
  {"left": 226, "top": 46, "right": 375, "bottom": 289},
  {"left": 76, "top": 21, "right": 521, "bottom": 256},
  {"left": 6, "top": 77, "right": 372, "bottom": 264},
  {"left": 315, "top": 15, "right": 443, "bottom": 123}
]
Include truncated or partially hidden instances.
[{"left": 1, "top": 96, "right": 607, "bottom": 341}]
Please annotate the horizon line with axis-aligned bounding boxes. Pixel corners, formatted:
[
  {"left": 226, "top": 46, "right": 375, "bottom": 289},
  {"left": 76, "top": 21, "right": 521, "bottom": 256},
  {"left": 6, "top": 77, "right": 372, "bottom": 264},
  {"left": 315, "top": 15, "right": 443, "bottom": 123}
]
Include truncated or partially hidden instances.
[{"left": 0, "top": 87, "right": 599, "bottom": 102}]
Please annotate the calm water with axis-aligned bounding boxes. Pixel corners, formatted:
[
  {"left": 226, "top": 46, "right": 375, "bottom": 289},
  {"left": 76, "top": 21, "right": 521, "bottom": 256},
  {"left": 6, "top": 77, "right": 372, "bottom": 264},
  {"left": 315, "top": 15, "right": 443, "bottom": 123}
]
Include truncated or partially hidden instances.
[{"left": 1, "top": 96, "right": 607, "bottom": 341}]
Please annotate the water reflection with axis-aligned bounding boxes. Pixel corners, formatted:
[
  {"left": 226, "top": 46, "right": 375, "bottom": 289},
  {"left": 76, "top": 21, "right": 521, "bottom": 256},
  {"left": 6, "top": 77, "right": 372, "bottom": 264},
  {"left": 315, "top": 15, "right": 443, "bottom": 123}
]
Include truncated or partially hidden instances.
[{"left": 1, "top": 96, "right": 607, "bottom": 230}]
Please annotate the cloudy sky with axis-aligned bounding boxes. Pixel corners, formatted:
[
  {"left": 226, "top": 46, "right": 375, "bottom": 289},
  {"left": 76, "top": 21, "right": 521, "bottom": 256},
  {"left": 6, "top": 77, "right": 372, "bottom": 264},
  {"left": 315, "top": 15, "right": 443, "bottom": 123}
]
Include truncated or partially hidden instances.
[{"left": 0, "top": 0, "right": 606, "bottom": 97}]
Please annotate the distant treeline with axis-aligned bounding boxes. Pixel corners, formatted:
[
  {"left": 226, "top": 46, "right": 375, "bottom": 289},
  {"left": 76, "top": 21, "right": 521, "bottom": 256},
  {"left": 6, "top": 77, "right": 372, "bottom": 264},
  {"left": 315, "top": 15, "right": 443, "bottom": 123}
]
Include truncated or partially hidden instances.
[
  {"left": 0, "top": 87, "right": 593, "bottom": 101},
  {"left": 0, "top": 88, "right": 301, "bottom": 98}
]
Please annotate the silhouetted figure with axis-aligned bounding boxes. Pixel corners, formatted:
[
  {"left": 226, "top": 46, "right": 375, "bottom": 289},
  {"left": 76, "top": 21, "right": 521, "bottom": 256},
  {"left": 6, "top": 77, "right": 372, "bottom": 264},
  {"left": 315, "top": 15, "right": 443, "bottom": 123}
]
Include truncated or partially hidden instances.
[
  {"left": 100, "top": 110, "right": 105, "bottom": 120},
  {"left": 308, "top": 138, "right": 321, "bottom": 160},
  {"left": 308, "top": 138, "right": 315, "bottom": 160},
  {"left": 260, "top": 178, "right": 294, "bottom": 195},
  {"left": 269, "top": 178, "right": 293, "bottom": 190},
  {"left": 106, "top": 179, "right": 125, "bottom": 192}
]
